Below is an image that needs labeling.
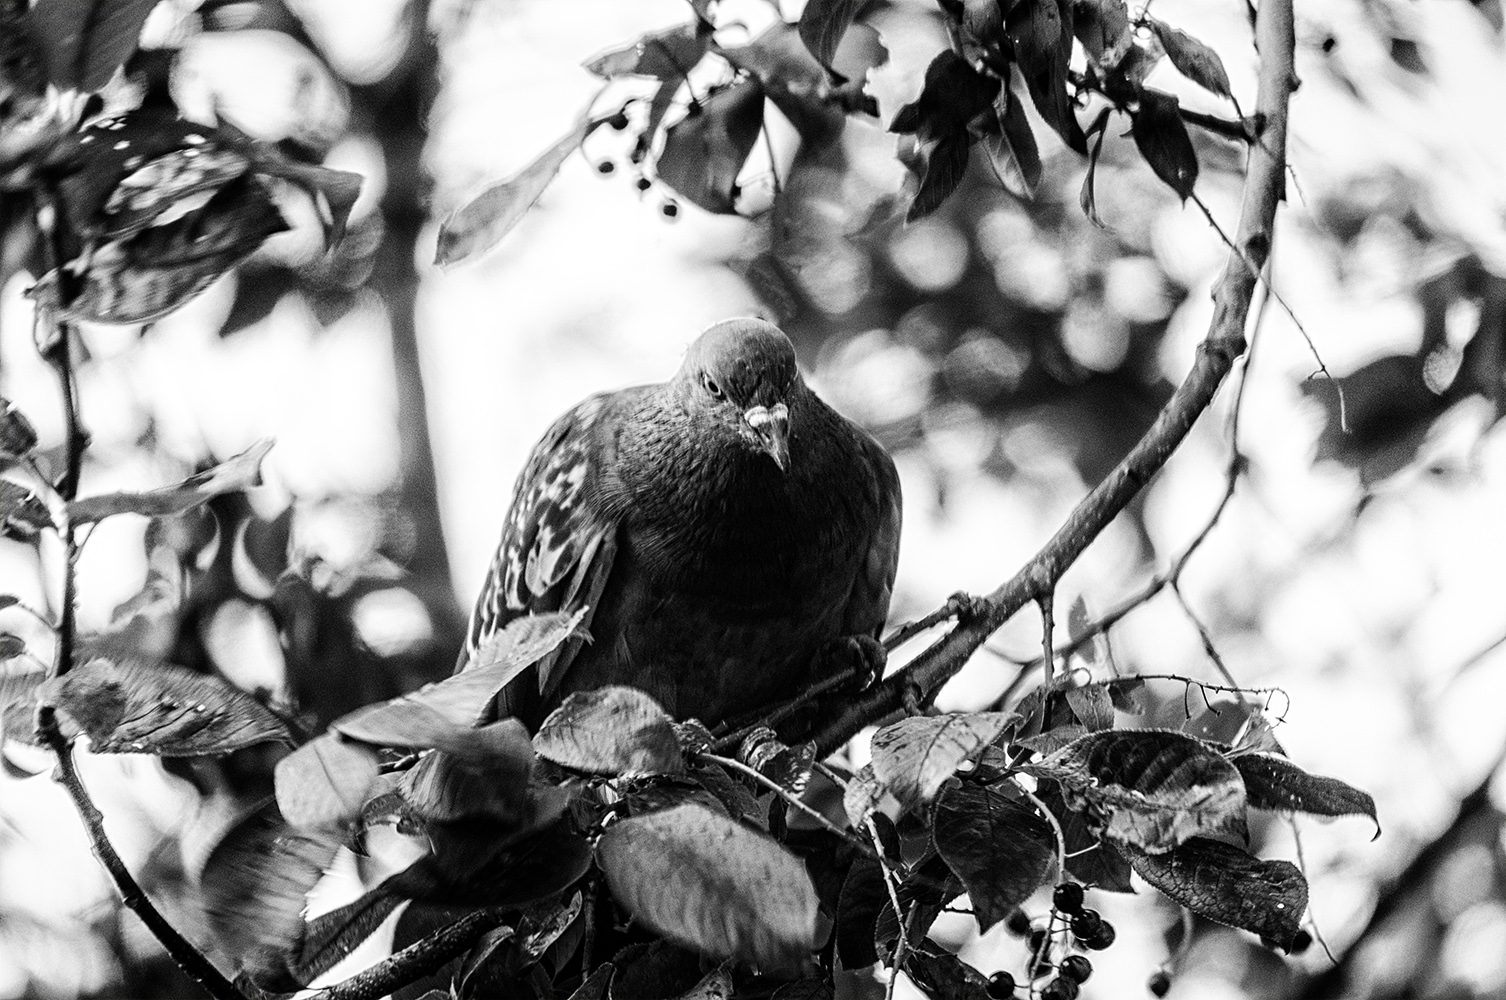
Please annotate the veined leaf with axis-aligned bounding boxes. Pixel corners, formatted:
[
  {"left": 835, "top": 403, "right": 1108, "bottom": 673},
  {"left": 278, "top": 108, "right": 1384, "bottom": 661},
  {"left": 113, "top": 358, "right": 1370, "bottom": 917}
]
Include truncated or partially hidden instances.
[
  {"left": 869, "top": 712, "right": 1015, "bottom": 812},
  {"left": 934, "top": 782, "right": 1057, "bottom": 930},
  {"left": 1126, "top": 837, "right": 1307, "bottom": 948},
  {"left": 67, "top": 440, "right": 273, "bottom": 524},
  {"left": 534, "top": 685, "right": 683, "bottom": 777},
  {"left": 1233, "top": 753, "right": 1379, "bottom": 835}
]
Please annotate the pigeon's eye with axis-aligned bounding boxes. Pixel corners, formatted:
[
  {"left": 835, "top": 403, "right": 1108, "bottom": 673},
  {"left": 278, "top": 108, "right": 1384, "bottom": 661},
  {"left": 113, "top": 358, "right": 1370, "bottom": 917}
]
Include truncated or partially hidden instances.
[{"left": 702, "top": 374, "right": 724, "bottom": 399}]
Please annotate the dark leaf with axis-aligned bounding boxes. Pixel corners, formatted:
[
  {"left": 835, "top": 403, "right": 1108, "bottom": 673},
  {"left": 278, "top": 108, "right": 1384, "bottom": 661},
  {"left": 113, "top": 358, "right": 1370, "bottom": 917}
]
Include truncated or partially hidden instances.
[
  {"left": 612, "top": 941, "right": 704, "bottom": 1000},
  {"left": 934, "top": 783, "right": 1057, "bottom": 931},
  {"left": 67, "top": 439, "right": 272, "bottom": 524},
  {"left": 568, "top": 965, "right": 614, "bottom": 1000},
  {"left": 1126, "top": 838, "right": 1308, "bottom": 948},
  {"left": 1037, "top": 784, "right": 1135, "bottom": 892},
  {"left": 1148, "top": 18, "right": 1233, "bottom": 99},
  {"left": 47, "top": 656, "right": 291, "bottom": 755},
  {"left": 0, "top": 481, "right": 54, "bottom": 539},
  {"left": 904, "top": 944, "right": 991, "bottom": 1000},
  {"left": 798, "top": 0, "right": 868, "bottom": 71},
  {"left": 673, "top": 965, "right": 734, "bottom": 1000},
  {"left": 585, "top": 24, "right": 709, "bottom": 81},
  {"left": 1079, "top": 107, "right": 1111, "bottom": 227},
  {"left": 1073, "top": 0, "right": 1133, "bottom": 65},
  {"left": 981, "top": 85, "right": 1042, "bottom": 199},
  {"left": 722, "top": 22, "right": 844, "bottom": 146},
  {"left": 596, "top": 803, "right": 818, "bottom": 973},
  {"left": 773, "top": 979, "right": 834, "bottom": 1000},
  {"left": 1066, "top": 594, "right": 1096, "bottom": 661},
  {"left": 534, "top": 685, "right": 683, "bottom": 776},
  {"left": 1065, "top": 683, "right": 1114, "bottom": 731},
  {"left": 691, "top": 760, "right": 762, "bottom": 822},
  {"left": 1233, "top": 753, "right": 1379, "bottom": 834},
  {"left": 292, "top": 887, "right": 408, "bottom": 988},
  {"left": 274, "top": 732, "right": 382, "bottom": 829},
  {"left": 436, "top": 116, "right": 604, "bottom": 266},
  {"left": 397, "top": 739, "right": 551, "bottom": 828},
  {"left": 907, "top": 132, "right": 973, "bottom": 222},
  {"left": 1025, "top": 729, "right": 1246, "bottom": 852},
  {"left": 200, "top": 800, "right": 342, "bottom": 987},
  {"left": 873, "top": 853, "right": 963, "bottom": 952},
  {"left": 1007, "top": 0, "right": 1085, "bottom": 151},
  {"left": 1132, "top": 88, "right": 1198, "bottom": 199},
  {"left": 836, "top": 858, "right": 885, "bottom": 968},
  {"left": 0, "top": 399, "right": 38, "bottom": 459},
  {"left": 336, "top": 679, "right": 536, "bottom": 764},
  {"left": 26, "top": 0, "right": 158, "bottom": 92},
  {"left": 656, "top": 78, "right": 766, "bottom": 215},
  {"left": 870, "top": 712, "right": 1015, "bottom": 812},
  {"left": 889, "top": 51, "right": 999, "bottom": 141},
  {"left": 1105, "top": 676, "right": 1147, "bottom": 715},
  {"left": 99, "top": 146, "right": 251, "bottom": 241}
]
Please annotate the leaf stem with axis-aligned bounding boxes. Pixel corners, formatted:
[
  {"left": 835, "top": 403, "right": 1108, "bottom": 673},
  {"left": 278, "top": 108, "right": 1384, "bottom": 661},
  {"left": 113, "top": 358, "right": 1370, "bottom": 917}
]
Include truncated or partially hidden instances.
[{"left": 701, "top": 751, "right": 876, "bottom": 859}]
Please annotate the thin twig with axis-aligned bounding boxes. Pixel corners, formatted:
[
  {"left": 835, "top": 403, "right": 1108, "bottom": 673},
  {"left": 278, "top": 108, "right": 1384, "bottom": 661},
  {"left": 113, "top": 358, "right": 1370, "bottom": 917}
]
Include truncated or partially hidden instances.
[
  {"left": 1170, "top": 582, "right": 1244, "bottom": 696},
  {"left": 701, "top": 751, "right": 876, "bottom": 859},
  {"left": 867, "top": 815, "right": 909, "bottom": 1000},
  {"left": 709, "top": 664, "right": 862, "bottom": 753},
  {"left": 1286, "top": 818, "right": 1338, "bottom": 964},
  {"left": 1018, "top": 785, "right": 1067, "bottom": 883},
  {"left": 306, "top": 907, "right": 511, "bottom": 1000},
  {"left": 36, "top": 708, "right": 244, "bottom": 1000}
]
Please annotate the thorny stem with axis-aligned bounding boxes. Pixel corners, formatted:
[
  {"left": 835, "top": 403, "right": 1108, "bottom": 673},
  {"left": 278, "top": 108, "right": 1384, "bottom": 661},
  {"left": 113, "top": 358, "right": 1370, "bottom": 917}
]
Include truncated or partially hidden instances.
[
  {"left": 36, "top": 708, "right": 244, "bottom": 1000},
  {"left": 810, "top": 0, "right": 1296, "bottom": 757}
]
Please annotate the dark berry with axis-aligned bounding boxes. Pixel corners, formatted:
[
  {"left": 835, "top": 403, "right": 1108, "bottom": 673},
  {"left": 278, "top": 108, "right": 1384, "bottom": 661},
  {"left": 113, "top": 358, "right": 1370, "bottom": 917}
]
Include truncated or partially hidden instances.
[
  {"left": 608, "top": 111, "right": 630, "bottom": 130},
  {"left": 986, "top": 971, "right": 1016, "bottom": 999},
  {"left": 1290, "top": 929, "right": 1313, "bottom": 954},
  {"left": 1005, "top": 909, "right": 1031, "bottom": 936},
  {"left": 660, "top": 201, "right": 679, "bottom": 220},
  {"left": 1059, "top": 955, "right": 1092, "bottom": 984},
  {"left": 635, "top": 177, "right": 652, "bottom": 192},
  {"left": 596, "top": 160, "right": 615, "bottom": 175},
  {"left": 1053, "top": 882, "right": 1085, "bottom": 914},
  {"left": 1148, "top": 971, "right": 1172, "bottom": 997},
  {"left": 1042, "top": 977, "right": 1080, "bottom": 1000},
  {"left": 1070, "top": 909, "right": 1102, "bottom": 938},
  {"left": 1028, "top": 928, "right": 1048, "bottom": 954},
  {"left": 1082, "top": 921, "right": 1116, "bottom": 950}
]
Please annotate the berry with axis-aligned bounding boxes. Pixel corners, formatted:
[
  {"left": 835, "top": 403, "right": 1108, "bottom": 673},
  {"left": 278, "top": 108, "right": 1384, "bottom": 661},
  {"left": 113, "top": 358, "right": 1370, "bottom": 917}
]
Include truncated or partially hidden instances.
[
  {"left": 660, "top": 201, "right": 679, "bottom": 220},
  {"left": 635, "top": 177, "right": 653, "bottom": 192},
  {"left": 1042, "top": 977, "right": 1080, "bottom": 1000},
  {"left": 1059, "top": 955, "right": 1092, "bottom": 984},
  {"left": 1070, "top": 909, "right": 1103, "bottom": 938},
  {"left": 596, "top": 160, "right": 615, "bottom": 175},
  {"left": 1005, "top": 909, "right": 1032, "bottom": 936},
  {"left": 1081, "top": 921, "right": 1116, "bottom": 950},
  {"left": 1290, "top": 929, "right": 1313, "bottom": 954},
  {"left": 1148, "top": 970, "right": 1172, "bottom": 997},
  {"left": 608, "top": 111, "right": 630, "bottom": 130},
  {"left": 986, "top": 971, "right": 1016, "bottom": 999},
  {"left": 1053, "top": 882, "right": 1085, "bottom": 914}
]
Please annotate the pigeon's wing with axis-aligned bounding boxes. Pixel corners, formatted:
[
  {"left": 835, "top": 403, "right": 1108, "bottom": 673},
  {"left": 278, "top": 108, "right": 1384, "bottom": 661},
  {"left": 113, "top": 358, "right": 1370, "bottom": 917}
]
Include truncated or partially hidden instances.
[
  {"left": 841, "top": 432, "right": 902, "bottom": 639},
  {"left": 460, "top": 392, "right": 623, "bottom": 704}
]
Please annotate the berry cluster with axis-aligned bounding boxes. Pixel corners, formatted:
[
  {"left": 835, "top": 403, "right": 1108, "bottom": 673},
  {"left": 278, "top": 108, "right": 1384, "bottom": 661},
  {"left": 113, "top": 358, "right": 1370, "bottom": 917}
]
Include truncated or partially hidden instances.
[
  {"left": 590, "top": 103, "right": 680, "bottom": 220},
  {"left": 989, "top": 883, "right": 1113, "bottom": 999}
]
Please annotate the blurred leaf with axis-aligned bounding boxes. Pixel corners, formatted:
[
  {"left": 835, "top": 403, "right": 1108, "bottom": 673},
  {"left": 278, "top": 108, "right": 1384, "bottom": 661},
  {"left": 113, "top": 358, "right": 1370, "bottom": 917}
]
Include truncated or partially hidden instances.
[
  {"left": 904, "top": 944, "right": 992, "bottom": 1000},
  {"left": 798, "top": 0, "right": 867, "bottom": 72},
  {"left": 0, "top": 481, "right": 54, "bottom": 539},
  {"left": 772, "top": 979, "right": 833, "bottom": 1000},
  {"left": 1132, "top": 88, "right": 1198, "bottom": 200},
  {"left": 455, "top": 926, "right": 519, "bottom": 1000},
  {"left": 291, "top": 887, "right": 408, "bottom": 988},
  {"left": 1233, "top": 753, "right": 1379, "bottom": 833},
  {"left": 100, "top": 146, "right": 252, "bottom": 240},
  {"left": 0, "top": 634, "right": 24, "bottom": 661},
  {"left": 200, "top": 800, "right": 341, "bottom": 988},
  {"left": 1065, "top": 683, "right": 1114, "bottom": 731},
  {"left": 399, "top": 734, "right": 546, "bottom": 826},
  {"left": 1025, "top": 729, "right": 1247, "bottom": 852},
  {"left": 26, "top": 0, "right": 157, "bottom": 92},
  {"left": 0, "top": 664, "right": 46, "bottom": 744},
  {"left": 981, "top": 84, "right": 1041, "bottom": 199},
  {"left": 534, "top": 685, "right": 683, "bottom": 776},
  {"left": 1105, "top": 676, "right": 1147, "bottom": 715},
  {"left": 722, "top": 22, "right": 849, "bottom": 146},
  {"left": 393, "top": 814, "right": 593, "bottom": 908},
  {"left": 0, "top": 399, "right": 38, "bottom": 459},
  {"left": 67, "top": 439, "right": 272, "bottom": 524},
  {"left": 1074, "top": 0, "right": 1133, "bottom": 65},
  {"left": 1079, "top": 107, "right": 1111, "bottom": 227},
  {"left": 597, "top": 803, "right": 817, "bottom": 973},
  {"left": 334, "top": 665, "right": 540, "bottom": 756},
  {"left": 274, "top": 732, "right": 381, "bottom": 829},
  {"left": 461, "top": 609, "right": 588, "bottom": 708},
  {"left": 1006, "top": 0, "right": 1085, "bottom": 152},
  {"left": 436, "top": 116, "right": 603, "bottom": 267},
  {"left": 585, "top": 24, "right": 709, "bottom": 80},
  {"left": 869, "top": 712, "right": 1015, "bottom": 812},
  {"left": 934, "top": 782, "right": 1056, "bottom": 931},
  {"left": 46, "top": 656, "right": 292, "bottom": 755},
  {"left": 657, "top": 77, "right": 765, "bottom": 215},
  {"left": 1148, "top": 18, "right": 1233, "bottom": 100},
  {"left": 740, "top": 729, "right": 815, "bottom": 795},
  {"left": 890, "top": 50, "right": 999, "bottom": 141},
  {"left": 1126, "top": 838, "right": 1308, "bottom": 948}
]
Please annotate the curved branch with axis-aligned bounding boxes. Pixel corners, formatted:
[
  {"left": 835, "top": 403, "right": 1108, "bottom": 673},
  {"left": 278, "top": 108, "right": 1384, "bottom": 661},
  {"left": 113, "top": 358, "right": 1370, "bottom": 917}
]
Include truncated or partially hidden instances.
[{"left": 813, "top": 0, "right": 1297, "bottom": 755}]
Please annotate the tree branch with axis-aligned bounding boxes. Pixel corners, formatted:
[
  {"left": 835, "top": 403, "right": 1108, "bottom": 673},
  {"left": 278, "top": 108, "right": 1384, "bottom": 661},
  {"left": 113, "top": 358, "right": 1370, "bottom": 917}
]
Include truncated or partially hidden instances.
[
  {"left": 812, "top": 0, "right": 1296, "bottom": 756},
  {"left": 306, "top": 907, "right": 510, "bottom": 1000}
]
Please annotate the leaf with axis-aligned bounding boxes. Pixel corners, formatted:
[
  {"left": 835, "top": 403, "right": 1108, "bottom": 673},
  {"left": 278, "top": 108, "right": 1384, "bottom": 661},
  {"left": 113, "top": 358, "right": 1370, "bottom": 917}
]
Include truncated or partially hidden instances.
[
  {"left": 842, "top": 763, "right": 888, "bottom": 828},
  {"left": 458, "top": 609, "right": 588, "bottom": 709},
  {"left": 741, "top": 730, "right": 815, "bottom": 795},
  {"left": 904, "top": 944, "right": 992, "bottom": 1000},
  {"left": 798, "top": 0, "right": 867, "bottom": 71},
  {"left": 1132, "top": 88, "right": 1198, "bottom": 200},
  {"left": 1065, "top": 683, "right": 1114, "bottom": 731},
  {"left": 673, "top": 965, "right": 734, "bottom": 1000},
  {"left": 585, "top": 24, "right": 709, "bottom": 81},
  {"left": 873, "top": 853, "right": 963, "bottom": 955},
  {"left": 1037, "top": 784, "right": 1134, "bottom": 892},
  {"left": 533, "top": 686, "right": 683, "bottom": 776},
  {"left": 906, "top": 132, "right": 972, "bottom": 223},
  {"left": 25, "top": 0, "right": 158, "bottom": 92},
  {"left": 568, "top": 965, "right": 614, "bottom": 1000},
  {"left": 889, "top": 51, "right": 999, "bottom": 141},
  {"left": 773, "top": 979, "right": 834, "bottom": 1000},
  {"left": 1126, "top": 838, "right": 1308, "bottom": 948},
  {"left": 0, "top": 399, "right": 38, "bottom": 459},
  {"left": 1026, "top": 729, "right": 1247, "bottom": 853},
  {"left": 835, "top": 858, "right": 885, "bottom": 968},
  {"left": 274, "top": 733, "right": 382, "bottom": 829},
  {"left": 67, "top": 439, "right": 273, "bottom": 524},
  {"left": 933, "top": 783, "right": 1057, "bottom": 931},
  {"left": 1233, "top": 753, "right": 1379, "bottom": 834},
  {"left": 46, "top": 656, "right": 291, "bottom": 755},
  {"left": 656, "top": 77, "right": 766, "bottom": 215},
  {"left": 1, "top": 481, "right": 54, "bottom": 539},
  {"left": 596, "top": 803, "right": 817, "bottom": 973},
  {"left": 291, "top": 888, "right": 408, "bottom": 988},
  {"left": 1006, "top": 0, "right": 1084, "bottom": 152},
  {"left": 1073, "top": 0, "right": 1133, "bottom": 65},
  {"left": 869, "top": 712, "right": 1014, "bottom": 812},
  {"left": 200, "top": 800, "right": 342, "bottom": 987},
  {"left": 722, "top": 22, "right": 847, "bottom": 146},
  {"left": 1148, "top": 18, "right": 1233, "bottom": 100},
  {"left": 398, "top": 735, "right": 547, "bottom": 827},
  {"left": 436, "top": 116, "right": 602, "bottom": 267},
  {"left": 1079, "top": 107, "right": 1111, "bottom": 227},
  {"left": 981, "top": 84, "right": 1041, "bottom": 199},
  {"left": 334, "top": 679, "right": 536, "bottom": 759}
]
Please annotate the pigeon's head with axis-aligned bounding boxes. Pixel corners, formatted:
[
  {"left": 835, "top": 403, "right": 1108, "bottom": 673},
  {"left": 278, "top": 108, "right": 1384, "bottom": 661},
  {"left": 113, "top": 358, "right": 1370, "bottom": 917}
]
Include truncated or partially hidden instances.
[{"left": 679, "top": 318, "right": 803, "bottom": 472}]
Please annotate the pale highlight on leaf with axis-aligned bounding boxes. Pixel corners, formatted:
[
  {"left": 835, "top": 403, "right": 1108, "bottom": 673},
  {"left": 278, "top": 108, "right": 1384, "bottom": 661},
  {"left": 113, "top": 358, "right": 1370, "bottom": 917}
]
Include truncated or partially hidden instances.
[
  {"left": 596, "top": 803, "right": 817, "bottom": 973},
  {"left": 274, "top": 733, "right": 381, "bottom": 829},
  {"left": 869, "top": 712, "right": 1015, "bottom": 812},
  {"left": 67, "top": 439, "right": 273, "bottom": 524},
  {"left": 533, "top": 685, "right": 683, "bottom": 776}
]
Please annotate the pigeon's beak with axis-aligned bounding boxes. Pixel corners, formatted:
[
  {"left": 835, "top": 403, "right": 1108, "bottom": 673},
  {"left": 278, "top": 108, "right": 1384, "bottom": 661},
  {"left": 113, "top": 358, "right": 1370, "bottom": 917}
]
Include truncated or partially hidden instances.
[{"left": 744, "top": 403, "right": 790, "bottom": 472}]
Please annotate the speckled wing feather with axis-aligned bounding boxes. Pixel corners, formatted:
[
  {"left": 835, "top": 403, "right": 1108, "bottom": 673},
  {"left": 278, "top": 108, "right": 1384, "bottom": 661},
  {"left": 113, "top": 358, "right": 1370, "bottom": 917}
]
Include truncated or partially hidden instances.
[
  {"left": 842, "top": 434, "right": 902, "bottom": 639},
  {"left": 460, "top": 393, "right": 618, "bottom": 699}
]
